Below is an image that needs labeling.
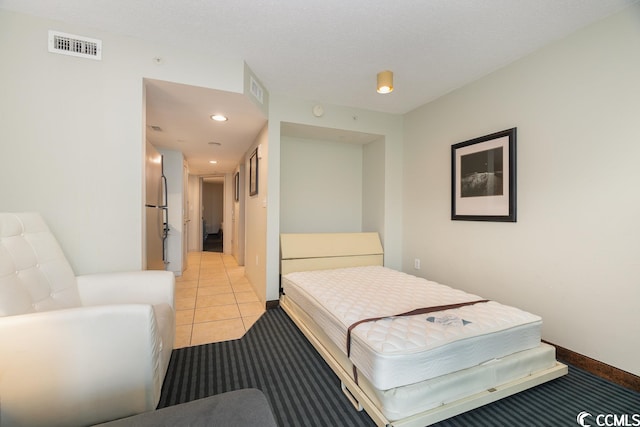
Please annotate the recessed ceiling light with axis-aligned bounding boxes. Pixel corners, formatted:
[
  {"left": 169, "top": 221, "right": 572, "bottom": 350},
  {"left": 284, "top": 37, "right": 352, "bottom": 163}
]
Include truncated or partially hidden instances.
[
  {"left": 210, "top": 114, "right": 228, "bottom": 122},
  {"left": 209, "top": 160, "right": 218, "bottom": 164}
]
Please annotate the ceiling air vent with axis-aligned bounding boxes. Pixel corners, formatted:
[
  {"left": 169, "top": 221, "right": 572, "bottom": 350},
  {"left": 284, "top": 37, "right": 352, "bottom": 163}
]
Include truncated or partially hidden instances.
[
  {"left": 249, "top": 76, "right": 264, "bottom": 104},
  {"left": 48, "top": 30, "right": 102, "bottom": 60}
]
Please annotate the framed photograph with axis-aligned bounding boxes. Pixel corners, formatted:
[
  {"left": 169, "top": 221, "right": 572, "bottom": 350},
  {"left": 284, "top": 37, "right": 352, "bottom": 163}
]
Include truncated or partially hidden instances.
[
  {"left": 234, "top": 171, "right": 240, "bottom": 201},
  {"left": 249, "top": 148, "right": 258, "bottom": 196},
  {"left": 451, "top": 128, "right": 516, "bottom": 222}
]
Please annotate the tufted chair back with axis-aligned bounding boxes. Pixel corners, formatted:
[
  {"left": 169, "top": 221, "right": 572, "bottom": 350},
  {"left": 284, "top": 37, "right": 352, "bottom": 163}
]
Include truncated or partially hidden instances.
[{"left": 0, "top": 212, "right": 81, "bottom": 316}]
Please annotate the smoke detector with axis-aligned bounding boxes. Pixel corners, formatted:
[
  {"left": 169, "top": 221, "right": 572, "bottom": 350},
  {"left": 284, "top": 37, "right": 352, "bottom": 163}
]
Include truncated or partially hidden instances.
[{"left": 48, "top": 30, "right": 102, "bottom": 60}]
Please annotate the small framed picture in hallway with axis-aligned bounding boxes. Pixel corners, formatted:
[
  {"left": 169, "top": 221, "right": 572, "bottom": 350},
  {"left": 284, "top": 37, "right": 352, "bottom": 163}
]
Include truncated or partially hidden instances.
[
  {"left": 249, "top": 148, "right": 259, "bottom": 196},
  {"left": 451, "top": 128, "right": 516, "bottom": 222}
]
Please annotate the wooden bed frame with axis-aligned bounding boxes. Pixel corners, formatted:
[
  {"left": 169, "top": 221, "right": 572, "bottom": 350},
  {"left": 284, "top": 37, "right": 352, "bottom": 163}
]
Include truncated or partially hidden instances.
[{"left": 280, "top": 232, "right": 568, "bottom": 427}]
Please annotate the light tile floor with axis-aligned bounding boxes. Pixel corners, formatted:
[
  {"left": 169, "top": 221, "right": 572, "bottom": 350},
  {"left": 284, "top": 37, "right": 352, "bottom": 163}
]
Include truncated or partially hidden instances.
[{"left": 174, "top": 251, "right": 265, "bottom": 349}]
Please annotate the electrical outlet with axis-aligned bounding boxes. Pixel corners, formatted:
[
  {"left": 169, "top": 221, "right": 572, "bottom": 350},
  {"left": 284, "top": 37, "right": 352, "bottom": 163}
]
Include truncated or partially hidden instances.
[{"left": 414, "top": 258, "right": 421, "bottom": 269}]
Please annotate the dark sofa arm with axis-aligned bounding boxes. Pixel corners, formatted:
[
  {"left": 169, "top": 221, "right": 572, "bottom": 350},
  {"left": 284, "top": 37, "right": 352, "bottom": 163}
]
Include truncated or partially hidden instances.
[{"left": 95, "top": 389, "right": 278, "bottom": 427}]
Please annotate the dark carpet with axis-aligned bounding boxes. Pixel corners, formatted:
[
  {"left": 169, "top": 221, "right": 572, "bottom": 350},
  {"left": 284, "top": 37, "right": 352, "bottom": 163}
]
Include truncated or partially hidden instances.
[
  {"left": 203, "top": 233, "right": 222, "bottom": 252},
  {"left": 159, "top": 308, "right": 639, "bottom": 427}
]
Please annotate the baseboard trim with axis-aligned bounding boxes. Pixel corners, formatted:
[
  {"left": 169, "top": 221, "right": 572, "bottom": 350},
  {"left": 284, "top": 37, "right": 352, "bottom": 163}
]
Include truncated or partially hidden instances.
[{"left": 544, "top": 340, "right": 639, "bottom": 392}]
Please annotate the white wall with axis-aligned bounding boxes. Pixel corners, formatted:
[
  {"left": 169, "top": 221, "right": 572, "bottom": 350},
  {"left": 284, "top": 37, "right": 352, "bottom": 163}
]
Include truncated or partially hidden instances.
[
  {"left": 402, "top": 5, "right": 640, "bottom": 376},
  {"left": 244, "top": 125, "right": 269, "bottom": 302},
  {"left": 362, "top": 138, "right": 386, "bottom": 235},
  {"left": 187, "top": 175, "right": 202, "bottom": 252},
  {"left": 0, "top": 9, "right": 244, "bottom": 274},
  {"left": 280, "top": 136, "right": 363, "bottom": 232}
]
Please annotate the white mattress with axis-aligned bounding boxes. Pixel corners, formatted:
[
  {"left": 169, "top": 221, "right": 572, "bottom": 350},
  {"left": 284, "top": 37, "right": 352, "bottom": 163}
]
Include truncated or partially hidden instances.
[
  {"left": 282, "top": 266, "right": 542, "bottom": 390},
  {"left": 282, "top": 293, "right": 558, "bottom": 421}
]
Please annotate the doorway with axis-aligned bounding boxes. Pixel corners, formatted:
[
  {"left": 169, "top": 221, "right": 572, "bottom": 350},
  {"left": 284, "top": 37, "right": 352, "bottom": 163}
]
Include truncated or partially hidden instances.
[
  {"left": 202, "top": 177, "right": 224, "bottom": 252},
  {"left": 144, "top": 77, "right": 265, "bottom": 265}
]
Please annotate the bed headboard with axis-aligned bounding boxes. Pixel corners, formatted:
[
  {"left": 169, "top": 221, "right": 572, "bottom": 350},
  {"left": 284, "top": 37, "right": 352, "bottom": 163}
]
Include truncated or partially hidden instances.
[{"left": 280, "top": 232, "right": 384, "bottom": 275}]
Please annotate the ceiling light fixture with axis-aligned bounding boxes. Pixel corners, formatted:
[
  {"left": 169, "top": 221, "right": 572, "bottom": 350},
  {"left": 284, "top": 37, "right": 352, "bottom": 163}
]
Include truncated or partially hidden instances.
[
  {"left": 210, "top": 114, "right": 228, "bottom": 122},
  {"left": 377, "top": 70, "right": 394, "bottom": 94},
  {"left": 209, "top": 160, "right": 217, "bottom": 164}
]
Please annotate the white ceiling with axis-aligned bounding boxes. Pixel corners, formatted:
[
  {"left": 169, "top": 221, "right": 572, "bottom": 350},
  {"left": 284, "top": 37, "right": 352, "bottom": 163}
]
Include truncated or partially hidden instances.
[
  {"left": 2, "top": 0, "right": 637, "bottom": 175},
  {"left": 144, "top": 79, "right": 267, "bottom": 176}
]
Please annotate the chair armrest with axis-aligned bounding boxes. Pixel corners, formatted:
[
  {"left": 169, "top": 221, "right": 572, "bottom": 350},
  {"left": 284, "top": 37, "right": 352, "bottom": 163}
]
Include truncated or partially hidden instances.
[
  {"left": 76, "top": 270, "right": 175, "bottom": 310},
  {"left": 0, "top": 305, "right": 164, "bottom": 426}
]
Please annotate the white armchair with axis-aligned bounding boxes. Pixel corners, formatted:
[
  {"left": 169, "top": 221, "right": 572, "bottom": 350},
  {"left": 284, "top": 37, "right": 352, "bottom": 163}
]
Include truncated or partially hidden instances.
[{"left": 0, "top": 213, "right": 175, "bottom": 427}]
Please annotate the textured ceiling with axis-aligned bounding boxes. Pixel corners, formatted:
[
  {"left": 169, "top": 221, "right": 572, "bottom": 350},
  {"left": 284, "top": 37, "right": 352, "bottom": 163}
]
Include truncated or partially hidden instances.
[
  {"left": 2, "top": 0, "right": 637, "bottom": 174},
  {"left": 2, "top": 0, "right": 637, "bottom": 114}
]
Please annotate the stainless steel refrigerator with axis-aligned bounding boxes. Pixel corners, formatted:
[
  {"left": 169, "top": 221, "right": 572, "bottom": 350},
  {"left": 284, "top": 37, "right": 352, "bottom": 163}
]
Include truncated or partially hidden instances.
[{"left": 145, "top": 143, "right": 168, "bottom": 270}]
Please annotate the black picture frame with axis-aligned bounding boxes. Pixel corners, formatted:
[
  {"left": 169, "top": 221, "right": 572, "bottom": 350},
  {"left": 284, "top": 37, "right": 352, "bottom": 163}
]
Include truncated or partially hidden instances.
[
  {"left": 249, "top": 148, "right": 258, "bottom": 196},
  {"left": 451, "top": 128, "right": 516, "bottom": 222},
  {"left": 234, "top": 171, "right": 240, "bottom": 201}
]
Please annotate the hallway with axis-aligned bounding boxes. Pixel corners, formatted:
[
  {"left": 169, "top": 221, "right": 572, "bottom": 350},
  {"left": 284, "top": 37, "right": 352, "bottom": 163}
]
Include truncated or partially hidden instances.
[{"left": 174, "top": 251, "right": 265, "bottom": 348}]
